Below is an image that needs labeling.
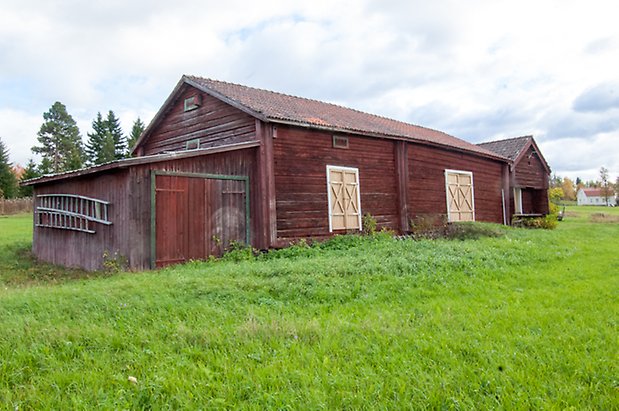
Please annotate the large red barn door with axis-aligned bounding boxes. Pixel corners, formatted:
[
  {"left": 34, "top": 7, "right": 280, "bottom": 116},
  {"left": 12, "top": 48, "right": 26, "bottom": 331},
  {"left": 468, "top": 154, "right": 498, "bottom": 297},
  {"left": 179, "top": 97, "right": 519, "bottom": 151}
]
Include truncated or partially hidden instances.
[{"left": 153, "top": 173, "right": 248, "bottom": 268}]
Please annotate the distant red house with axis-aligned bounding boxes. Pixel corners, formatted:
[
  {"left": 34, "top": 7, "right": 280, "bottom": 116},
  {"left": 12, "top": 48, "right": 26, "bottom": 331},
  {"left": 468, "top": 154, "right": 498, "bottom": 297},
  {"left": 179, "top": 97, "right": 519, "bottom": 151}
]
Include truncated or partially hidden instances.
[
  {"left": 478, "top": 136, "right": 550, "bottom": 220},
  {"left": 25, "top": 75, "right": 547, "bottom": 270}
]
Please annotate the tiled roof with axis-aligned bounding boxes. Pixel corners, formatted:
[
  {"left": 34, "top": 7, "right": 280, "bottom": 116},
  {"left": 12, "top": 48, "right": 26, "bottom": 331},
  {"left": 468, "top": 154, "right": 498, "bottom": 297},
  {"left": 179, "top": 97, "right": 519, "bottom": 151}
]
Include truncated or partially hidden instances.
[
  {"left": 184, "top": 75, "right": 505, "bottom": 160},
  {"left": 477, "top": 136, "right": 532, "bottom": 161},
  {"left": 581, "top": 188, "right": 615, "bottom": 197}
]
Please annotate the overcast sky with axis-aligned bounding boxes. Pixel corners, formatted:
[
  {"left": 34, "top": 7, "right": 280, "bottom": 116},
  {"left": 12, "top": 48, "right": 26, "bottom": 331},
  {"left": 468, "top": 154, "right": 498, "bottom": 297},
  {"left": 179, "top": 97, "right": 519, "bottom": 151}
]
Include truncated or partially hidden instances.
[{"left": 1, "top": 0, "right": 618, "bottom": 181}]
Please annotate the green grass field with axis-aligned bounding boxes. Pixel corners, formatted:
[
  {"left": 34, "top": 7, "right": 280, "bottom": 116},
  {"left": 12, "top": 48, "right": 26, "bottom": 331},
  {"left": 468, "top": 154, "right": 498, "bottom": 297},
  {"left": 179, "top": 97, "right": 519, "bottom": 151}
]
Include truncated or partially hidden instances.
[{"left": 0, "top": 207, "right": 617, "bottom": 409}]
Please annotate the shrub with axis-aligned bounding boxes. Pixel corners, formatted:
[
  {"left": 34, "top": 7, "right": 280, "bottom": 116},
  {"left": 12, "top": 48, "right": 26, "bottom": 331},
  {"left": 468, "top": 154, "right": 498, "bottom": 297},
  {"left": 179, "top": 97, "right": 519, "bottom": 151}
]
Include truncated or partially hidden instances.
[
  {"left": 361, "top": 213, "right": 377, "bottom": 235},
  {"left": 513, "top": 215, "right": 558, "bottom": 230}
]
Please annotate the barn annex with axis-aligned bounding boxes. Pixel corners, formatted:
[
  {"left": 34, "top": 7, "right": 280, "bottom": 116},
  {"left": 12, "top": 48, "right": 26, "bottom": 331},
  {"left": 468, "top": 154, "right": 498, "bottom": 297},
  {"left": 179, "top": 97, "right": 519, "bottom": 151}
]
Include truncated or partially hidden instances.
[
  {"left": 25, "top": 75, "right": 544, "bottom": 270},
  {"left": 478, "top": 136, "right": 551, "bottom": 217}
]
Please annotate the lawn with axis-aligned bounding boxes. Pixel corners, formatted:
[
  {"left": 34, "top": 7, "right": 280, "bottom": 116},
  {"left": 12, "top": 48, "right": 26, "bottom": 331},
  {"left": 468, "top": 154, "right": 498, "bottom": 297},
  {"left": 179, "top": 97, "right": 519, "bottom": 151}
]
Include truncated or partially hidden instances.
[{"left": 0, "top": 207, "right": 617, "bottom": 409}]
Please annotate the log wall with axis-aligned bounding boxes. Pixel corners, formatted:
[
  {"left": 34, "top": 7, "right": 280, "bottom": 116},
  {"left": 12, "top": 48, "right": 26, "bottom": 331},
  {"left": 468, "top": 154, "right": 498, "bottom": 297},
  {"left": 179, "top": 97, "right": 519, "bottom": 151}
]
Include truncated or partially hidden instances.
[
  {"left": 514, "top": 145, "right": 549, "bottom": 189},
  {"left": 273, "top": 125, "right": 399, "bottom": 240},
  {"left": 140, "top": 85, "right": 256, "bottom": 155},
  {"left": 408, "top": 144, "right": 505, "bottom": 224}
]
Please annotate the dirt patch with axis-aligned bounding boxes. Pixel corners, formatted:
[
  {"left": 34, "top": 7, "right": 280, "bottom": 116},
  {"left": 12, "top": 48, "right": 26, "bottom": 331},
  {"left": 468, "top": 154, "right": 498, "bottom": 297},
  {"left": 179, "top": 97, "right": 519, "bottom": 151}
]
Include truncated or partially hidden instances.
[{"left": 590, "top": 213, "right": 619, "bottom": 223}]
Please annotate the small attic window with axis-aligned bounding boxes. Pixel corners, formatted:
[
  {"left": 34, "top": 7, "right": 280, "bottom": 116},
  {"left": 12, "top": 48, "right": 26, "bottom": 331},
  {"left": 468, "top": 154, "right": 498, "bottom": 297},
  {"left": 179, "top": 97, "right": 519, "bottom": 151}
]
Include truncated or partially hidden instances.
[
  {"left": 184, "top": 95, "right": 201, "bottom": 111},
  {"left": 332, "top": 135, "right": 349, "bottom": 149},
  {"left": 185, "top": 138, "right": 200, "bottom": 150}
]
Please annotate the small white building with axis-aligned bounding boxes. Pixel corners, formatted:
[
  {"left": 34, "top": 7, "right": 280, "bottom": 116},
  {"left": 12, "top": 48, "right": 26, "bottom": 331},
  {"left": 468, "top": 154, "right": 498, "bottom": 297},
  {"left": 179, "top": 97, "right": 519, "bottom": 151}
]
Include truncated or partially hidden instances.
[{"left": 577, "top": 188, "right": 617, "bottom": 206}]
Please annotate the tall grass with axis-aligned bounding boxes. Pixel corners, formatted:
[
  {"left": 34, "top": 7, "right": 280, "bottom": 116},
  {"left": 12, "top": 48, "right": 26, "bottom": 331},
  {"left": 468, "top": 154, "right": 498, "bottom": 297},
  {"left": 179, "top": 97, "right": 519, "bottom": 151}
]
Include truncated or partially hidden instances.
[{"left": 0, "top": 207, "right": 617, "bottom": 409}]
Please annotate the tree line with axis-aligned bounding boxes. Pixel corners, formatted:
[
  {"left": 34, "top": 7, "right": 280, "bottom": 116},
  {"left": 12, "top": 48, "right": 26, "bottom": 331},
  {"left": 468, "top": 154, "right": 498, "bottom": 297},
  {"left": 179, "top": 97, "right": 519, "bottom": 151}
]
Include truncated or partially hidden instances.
[
  {"left": 549, "top": 166, "right": 619, "bottom": 204},
  {"left": 0, "top": 101, "right": 146, "bottom": 199}
]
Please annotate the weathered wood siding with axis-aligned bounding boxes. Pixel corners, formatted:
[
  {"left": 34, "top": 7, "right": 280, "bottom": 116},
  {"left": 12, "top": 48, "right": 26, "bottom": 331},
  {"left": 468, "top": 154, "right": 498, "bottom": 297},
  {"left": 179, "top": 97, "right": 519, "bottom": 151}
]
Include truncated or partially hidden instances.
[
  {"left": 33, "top": 148, "right": 259, "bottom": 271},
  {"left": 273, "top": 125, "right": 399, "bottom": 240},
  {"left": 514, "top": 146, "right": 549, "bottom": 189},
  {"left": 140, "top": 85, "right": 256, "bottom": 155},
  {"left": 408, "top": 144, "right": 504, "bottom": 224},
  {"left": 33, "top": 170, "right": 132, "bottom": 271}
]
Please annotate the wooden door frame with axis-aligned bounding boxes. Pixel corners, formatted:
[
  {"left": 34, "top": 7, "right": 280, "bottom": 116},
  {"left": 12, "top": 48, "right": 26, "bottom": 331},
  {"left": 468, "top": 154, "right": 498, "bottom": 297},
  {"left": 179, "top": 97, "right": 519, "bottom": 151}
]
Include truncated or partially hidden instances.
[{"left": 150, "top": 170, "right": 251, "bottom": 268}]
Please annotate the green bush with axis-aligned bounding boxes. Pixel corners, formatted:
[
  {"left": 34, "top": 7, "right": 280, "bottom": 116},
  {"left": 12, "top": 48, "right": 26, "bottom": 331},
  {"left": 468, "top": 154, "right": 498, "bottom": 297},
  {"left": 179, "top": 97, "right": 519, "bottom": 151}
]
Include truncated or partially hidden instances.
[
  {"left": 361, "top": 213, "right": 377, "bottom": 235},
  {"left": 513, "top": 215, "right": 558, "bottom": 230}
]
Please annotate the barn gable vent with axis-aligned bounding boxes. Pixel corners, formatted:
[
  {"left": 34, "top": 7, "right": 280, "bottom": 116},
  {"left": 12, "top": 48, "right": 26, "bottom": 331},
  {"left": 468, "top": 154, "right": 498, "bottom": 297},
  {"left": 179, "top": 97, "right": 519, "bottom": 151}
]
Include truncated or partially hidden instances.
[
  {"left": 35, "top": 194, "right": 112, "bottom": 234},
  {"left": 185, "top": 138, "right": 200, "bottom": 150},
  {"left": 184, "top": 94, "right": 202, "bottom": 112},
  {"left": 332, "top": 135, "right": 349, "bottom": 149}
]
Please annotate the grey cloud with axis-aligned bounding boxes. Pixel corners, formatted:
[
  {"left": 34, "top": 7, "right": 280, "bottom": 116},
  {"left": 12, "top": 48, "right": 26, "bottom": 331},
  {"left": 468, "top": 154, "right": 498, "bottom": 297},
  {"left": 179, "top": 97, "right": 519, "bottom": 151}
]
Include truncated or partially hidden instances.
[
  {"left": 546, "top": 112, "right": 619, "bottom": 139},
  {"left": 572, "top": 82, "right": 619, "bottom": 113},
  {"left": 583, "top": 37, "right": 616, "bottom": 54}
]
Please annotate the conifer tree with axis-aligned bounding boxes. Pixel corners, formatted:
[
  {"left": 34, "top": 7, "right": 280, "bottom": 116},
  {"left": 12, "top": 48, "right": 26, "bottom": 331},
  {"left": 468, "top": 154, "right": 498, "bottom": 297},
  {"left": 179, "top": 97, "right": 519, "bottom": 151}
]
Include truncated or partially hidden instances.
[
  {"left": 32, "top": 102, "right": 85, "bottom": 174},
  {"left": 85, "top": 110, "right": 127, "bottom": 165},
  {"left": 18, "top": 159, "right": 40, "bottom": 197},
  {"left": 127, "top": 117, "right": 146, "bottom": 155},
  {"left": 0, "top": 138, "right": 18, "bottom": 199},
  {"left": 105, "top": 110, "right": 127, "bottom": 159},
  {"left": 85, "top": 112, "right": 108, "bottom": 165}
]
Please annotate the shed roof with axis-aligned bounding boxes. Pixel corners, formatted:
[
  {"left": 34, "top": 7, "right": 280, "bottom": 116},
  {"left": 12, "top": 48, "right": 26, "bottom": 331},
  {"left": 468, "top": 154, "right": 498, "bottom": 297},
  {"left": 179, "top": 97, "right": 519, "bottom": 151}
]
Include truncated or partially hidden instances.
[
  {"left": 478, "top": 135, "right": 550, "bottom": 174},
  {"left": 580, "top": 188, "right": 616, "bottom": 197},
  {"left": 22, "top": 141, "right": 260, "bottom": 186},
  {"left": 134, "top": 75, "right": 507, "bottom": 161}
]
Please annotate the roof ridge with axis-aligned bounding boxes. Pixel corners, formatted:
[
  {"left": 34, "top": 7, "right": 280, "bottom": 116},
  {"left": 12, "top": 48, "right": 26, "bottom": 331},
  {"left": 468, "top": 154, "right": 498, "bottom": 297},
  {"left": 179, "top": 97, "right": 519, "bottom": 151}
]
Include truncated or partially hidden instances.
[
  {"left": 478, "top": 135, "right": 532, "bottom": 146},
  {"left": 186, "top": 75, "right": 461, "bottom": 140}
]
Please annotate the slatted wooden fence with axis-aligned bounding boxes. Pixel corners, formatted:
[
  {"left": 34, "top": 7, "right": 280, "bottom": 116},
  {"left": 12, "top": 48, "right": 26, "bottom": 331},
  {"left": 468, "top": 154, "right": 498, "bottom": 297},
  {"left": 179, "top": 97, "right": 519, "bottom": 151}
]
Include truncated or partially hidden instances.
[{"left": 0, "top": 197, "right": 33, "bottom": 215}]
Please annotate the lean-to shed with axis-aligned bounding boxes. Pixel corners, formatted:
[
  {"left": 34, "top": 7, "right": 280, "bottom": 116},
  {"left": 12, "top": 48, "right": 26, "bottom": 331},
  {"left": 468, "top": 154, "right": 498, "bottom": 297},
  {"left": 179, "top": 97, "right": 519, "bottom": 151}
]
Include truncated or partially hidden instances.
[
  {"left": 478, "top": 136, "right": 550, "bottom": 220},
  {"left": 26, "top": 75, "right": 519, "bottom": 270}
]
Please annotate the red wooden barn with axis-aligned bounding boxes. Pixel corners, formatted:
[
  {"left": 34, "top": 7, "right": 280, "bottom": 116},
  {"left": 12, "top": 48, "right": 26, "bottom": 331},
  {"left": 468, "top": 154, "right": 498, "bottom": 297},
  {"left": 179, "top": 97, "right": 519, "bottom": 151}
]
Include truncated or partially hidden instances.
[
  {"left": 478, "top": 136, "right": 550, "bottom": 217},
  {"left": 25, "top": 75, "right": 544, "bottom": 270}
]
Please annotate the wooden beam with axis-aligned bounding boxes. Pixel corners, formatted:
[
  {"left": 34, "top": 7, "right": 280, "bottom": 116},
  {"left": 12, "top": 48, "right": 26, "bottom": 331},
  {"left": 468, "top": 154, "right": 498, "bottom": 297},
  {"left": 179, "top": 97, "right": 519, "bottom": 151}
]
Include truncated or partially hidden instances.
[
  {"left": 395, "top": 141, "right": 409, "bottom": 233},
  {"left": 502, "top": 163, "right": 512, "bottom": 225},
  {"left": 255, "top": 119, "right": 277, "bottom": 248}
]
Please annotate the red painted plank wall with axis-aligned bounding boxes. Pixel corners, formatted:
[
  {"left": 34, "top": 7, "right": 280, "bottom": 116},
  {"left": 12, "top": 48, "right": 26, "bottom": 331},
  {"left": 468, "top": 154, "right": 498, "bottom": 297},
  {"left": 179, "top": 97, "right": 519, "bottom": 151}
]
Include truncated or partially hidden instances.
[
  {"left": 514, "top": 146, "right": 549, "bottom": 189},
  {"left": 273, "top": 125, "right": 399, "bottom": 240},
  {"left": 408, "top": 144, "right": 505, "bottom": 224},
  {"left": 140, "top": 85, "right": 256, "bottom": 155}
]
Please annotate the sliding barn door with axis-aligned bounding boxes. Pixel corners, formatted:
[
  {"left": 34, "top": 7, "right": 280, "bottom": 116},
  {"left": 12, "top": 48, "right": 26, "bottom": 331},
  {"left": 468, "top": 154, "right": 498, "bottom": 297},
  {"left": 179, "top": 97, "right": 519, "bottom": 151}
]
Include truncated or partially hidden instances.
[{"left": 153, "top": 174, "right": 248, "bottom": 268}]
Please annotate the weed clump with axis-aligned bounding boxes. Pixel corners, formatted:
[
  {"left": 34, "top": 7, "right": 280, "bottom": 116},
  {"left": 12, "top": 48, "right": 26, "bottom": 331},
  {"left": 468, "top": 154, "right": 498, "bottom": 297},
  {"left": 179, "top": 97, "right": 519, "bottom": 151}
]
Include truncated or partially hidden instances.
[
  {"left": 512, "top": 215, "right": 558, "bottom": 230},
  {"left": 445, "top": 222, "right": 506, "bottom": 240}
]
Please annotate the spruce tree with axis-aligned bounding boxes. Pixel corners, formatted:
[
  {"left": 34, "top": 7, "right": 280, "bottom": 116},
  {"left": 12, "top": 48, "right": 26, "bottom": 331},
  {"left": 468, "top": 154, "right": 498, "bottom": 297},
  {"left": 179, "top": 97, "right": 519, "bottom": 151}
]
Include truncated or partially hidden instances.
[
  {"left": 85, "top": 112, "right": 109, "bottom": 165},
  {"left": 0, "top": 138, "right": 18, "bottom": 199},
  {"left": 18, "top": 159, "right": 40, "bottom": 197},
  {"left": 85, "top": 110, "right": 127, "bottom": 165},
  {"left": 105, "top": 110, "right": 126, "bottom": 159},
  {"left": 32, "top": 102, "right": 85, "bottom": 174},
  {"left": 127, "top": 117, "right": 146, "bottom": 155}
]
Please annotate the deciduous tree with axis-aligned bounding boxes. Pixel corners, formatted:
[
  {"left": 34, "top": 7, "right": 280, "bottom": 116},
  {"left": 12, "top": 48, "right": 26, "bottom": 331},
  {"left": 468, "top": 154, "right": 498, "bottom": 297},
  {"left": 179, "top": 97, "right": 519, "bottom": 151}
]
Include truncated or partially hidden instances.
[
  {"left": 599, "top": 166, "right": 612, "bottom": 205},
  {"left": 561, "top": 177, "right": 576, "bottom": 201}
]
